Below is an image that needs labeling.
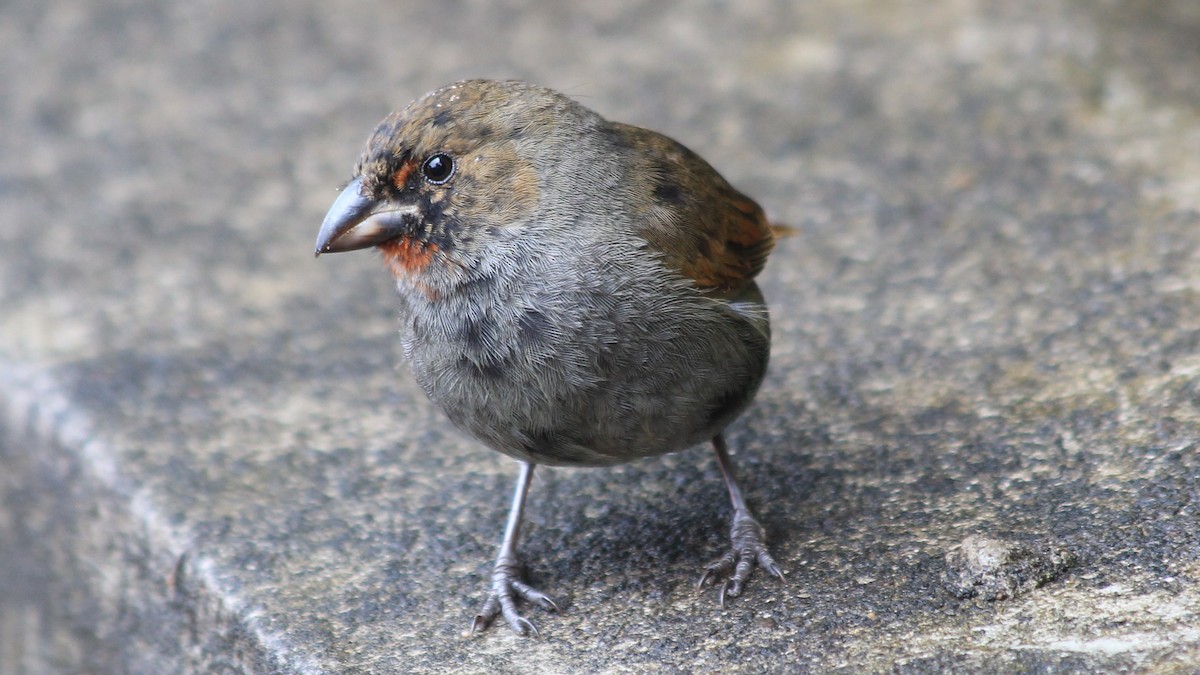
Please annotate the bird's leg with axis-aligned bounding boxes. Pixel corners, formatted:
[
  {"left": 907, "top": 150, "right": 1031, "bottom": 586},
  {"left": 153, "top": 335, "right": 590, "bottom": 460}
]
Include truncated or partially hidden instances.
[
  {"left": 697, "top": 434, "right": 784, "bottom": 605},
  {"left": 471, "top": 461, "right": 559, "bottom": 636}
]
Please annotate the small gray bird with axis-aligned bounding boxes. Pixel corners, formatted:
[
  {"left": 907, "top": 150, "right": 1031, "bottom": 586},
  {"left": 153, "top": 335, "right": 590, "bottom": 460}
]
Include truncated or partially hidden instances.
[{"left": 316, "top": 79, "right": 784, "bottom": 635}]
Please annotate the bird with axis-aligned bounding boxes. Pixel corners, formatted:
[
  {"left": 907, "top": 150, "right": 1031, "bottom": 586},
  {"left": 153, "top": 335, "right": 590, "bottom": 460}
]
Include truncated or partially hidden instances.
[{"left": 315, "top": 79, "right": 785, "bottom": 636}]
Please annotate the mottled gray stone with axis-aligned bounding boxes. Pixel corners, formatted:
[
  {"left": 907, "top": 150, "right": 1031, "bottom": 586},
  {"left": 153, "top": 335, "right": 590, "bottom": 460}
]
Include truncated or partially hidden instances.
[
  {"left": 943, "top": 535, "right": 1077, "bottom": 601},
  {"left": 2, "top": 0, "right": 1200, "bottom": 672}
]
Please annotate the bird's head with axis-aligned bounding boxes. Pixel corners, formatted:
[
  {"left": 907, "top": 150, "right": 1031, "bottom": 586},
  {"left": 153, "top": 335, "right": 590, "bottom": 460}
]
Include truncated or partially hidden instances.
[{"left": 315, "top": 79, "right": 601, "bottom": 281}]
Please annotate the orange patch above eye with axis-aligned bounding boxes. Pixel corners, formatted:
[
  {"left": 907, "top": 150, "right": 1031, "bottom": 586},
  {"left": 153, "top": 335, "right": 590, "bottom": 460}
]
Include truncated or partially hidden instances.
[{"left": 392, "top": 160, "right": 417, "bottom": 190}]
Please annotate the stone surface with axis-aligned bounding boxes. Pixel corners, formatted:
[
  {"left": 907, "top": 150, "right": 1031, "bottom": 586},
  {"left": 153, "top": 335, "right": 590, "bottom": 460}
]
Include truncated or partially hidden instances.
[
  {"left": 2, "top": 0, "right": 1200, "bottom": 672},
  {"left": 942, "top": 535, "right": 1077, "bottom": 602}
]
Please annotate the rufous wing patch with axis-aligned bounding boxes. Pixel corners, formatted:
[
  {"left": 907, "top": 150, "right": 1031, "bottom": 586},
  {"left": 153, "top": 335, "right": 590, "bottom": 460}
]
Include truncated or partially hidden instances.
[{"left": 621, "top": 124, "right": 776, "bottom": 293}]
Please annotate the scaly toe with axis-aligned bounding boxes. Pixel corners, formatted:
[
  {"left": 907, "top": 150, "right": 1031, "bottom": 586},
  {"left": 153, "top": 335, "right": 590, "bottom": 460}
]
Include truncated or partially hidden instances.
[
  {"left": 699, "top": 510, "right": 784, "bottom": 605},
  {"left": 470, "top": 561, "right": 558, "bottom": 636},
  {"left": 696, "top": 551, "right": 737, "bottom": 592}
]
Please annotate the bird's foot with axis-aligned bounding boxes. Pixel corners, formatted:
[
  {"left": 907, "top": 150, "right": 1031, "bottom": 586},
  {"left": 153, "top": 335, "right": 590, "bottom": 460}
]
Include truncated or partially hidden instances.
[
  {"left": 471, "top": 557, "right": 559, "bottom": 636},
  {"left": 697, "top": 508, "right": 784, "bottom": 606}
]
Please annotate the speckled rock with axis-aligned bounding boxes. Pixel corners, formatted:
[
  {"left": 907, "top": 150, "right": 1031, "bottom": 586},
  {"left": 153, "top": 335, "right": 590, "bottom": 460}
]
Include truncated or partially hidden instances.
[{"left": 2, "top": 0, "right": 1200, "bottom": 672}]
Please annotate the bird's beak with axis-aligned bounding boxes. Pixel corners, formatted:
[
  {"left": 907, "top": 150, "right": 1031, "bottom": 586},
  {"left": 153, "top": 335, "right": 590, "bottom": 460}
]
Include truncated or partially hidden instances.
[{"left": 315, "top": 177, "right": 419, "bottom": 256}]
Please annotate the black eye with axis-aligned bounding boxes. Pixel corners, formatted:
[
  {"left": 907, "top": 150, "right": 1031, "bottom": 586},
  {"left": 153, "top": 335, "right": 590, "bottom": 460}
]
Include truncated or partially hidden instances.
[{"left": 421, "top": 153, "right": 455, "bottom": 184}]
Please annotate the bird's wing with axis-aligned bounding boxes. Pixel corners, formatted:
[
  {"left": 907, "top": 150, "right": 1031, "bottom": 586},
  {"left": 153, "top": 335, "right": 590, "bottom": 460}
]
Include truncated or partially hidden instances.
[{"left": 614, "top": 123, "right": 779, "bottom": 294}]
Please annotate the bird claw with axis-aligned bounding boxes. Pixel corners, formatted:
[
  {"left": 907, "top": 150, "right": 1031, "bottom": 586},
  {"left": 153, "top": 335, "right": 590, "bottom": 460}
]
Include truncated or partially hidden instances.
[
  {"left": 696, "top": 509, "right": 784, "bottom": 606},
  {"left": 470, "top": 559, "right": 558, "bottom": 636}
]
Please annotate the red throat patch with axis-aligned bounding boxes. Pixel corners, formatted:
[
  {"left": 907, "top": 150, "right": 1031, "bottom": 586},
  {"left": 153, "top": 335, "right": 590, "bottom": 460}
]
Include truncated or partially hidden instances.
[{"left": 379, "top": 236, "right": 439, "bottom": 277}]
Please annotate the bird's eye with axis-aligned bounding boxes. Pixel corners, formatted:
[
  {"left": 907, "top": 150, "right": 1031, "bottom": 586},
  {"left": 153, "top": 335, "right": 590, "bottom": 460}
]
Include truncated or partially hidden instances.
[{"left": 421, "top": 153, "right": 455, "bottom": 184}]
